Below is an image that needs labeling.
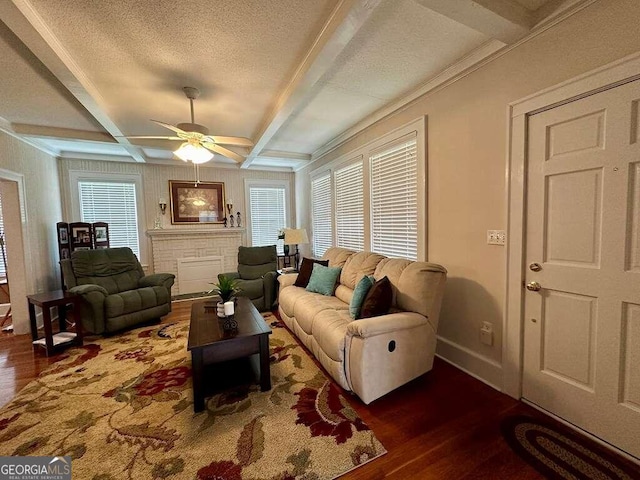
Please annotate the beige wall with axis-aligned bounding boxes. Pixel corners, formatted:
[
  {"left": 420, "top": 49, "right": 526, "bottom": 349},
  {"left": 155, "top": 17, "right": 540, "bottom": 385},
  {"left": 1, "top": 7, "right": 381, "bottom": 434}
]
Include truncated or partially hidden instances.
[
  {"left": 0, "top": 131, "right": 62, "bottom": 334},
  {"left": 296, "top": 0, "right": 640, "bottom": 379},
  {"left": 57, "top": 159, "right": 295, "bottom": 267}
]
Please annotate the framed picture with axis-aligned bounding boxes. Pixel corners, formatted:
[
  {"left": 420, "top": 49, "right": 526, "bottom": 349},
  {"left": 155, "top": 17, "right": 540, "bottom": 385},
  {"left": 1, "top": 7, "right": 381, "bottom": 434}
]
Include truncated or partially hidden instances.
[
  {"left": 169, "top": 181, "right": 225, "bottom": 224},
  {"left": 59, "top": 226, "right": 68, "bottom": 244},
  {"left": 94, "top": 226, "right": 108, "bottom": 241},
  {"left": 72, "top": 227, "right": 91, "bottom": 244}
]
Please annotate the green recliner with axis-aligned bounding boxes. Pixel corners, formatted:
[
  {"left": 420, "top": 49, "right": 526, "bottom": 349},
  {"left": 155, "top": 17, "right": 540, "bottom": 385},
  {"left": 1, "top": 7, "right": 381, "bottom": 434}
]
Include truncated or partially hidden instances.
[
  {"left": 60, "top": 247, "right": 175, "bottom": 334},
  {"left": 219, "top": 245, "right": 277, "bottom": 312}
]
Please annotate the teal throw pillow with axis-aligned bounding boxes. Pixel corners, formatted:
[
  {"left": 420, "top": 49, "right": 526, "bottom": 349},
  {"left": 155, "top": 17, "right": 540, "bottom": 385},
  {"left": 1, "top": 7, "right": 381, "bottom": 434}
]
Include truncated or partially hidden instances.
[
  {"left": 350, "top": 275, "right": 375, "bottom": 319},
  {"left": 306, "top": 263, "right": 342, "bottom": 296}
]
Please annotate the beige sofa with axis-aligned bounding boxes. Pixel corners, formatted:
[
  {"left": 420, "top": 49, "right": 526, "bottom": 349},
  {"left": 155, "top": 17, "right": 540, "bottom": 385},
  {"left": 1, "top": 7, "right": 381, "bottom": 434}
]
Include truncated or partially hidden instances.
[{"left": 278, "top": 247, "right": 447, "bottom": 404}]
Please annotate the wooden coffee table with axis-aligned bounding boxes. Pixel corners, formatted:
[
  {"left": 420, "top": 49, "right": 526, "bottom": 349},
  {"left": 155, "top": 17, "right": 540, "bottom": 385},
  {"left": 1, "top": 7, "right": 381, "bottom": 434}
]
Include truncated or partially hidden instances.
[{"left": 187, "top": 297, "right": 272, "bottom": 412}]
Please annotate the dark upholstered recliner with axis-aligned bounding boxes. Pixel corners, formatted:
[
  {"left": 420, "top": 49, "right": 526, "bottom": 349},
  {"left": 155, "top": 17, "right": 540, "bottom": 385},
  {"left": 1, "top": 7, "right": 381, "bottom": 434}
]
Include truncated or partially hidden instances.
[
  {"left": 60, "top": 247, "right": 175, "bottom": 334},
  {"left": 219, "top": 245, "right": 277, "bottom": 312}
]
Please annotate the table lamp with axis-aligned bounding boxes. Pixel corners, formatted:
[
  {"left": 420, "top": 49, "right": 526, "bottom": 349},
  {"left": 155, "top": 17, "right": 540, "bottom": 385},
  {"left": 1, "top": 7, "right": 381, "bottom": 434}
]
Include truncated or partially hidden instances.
[{"left": 283, "top": 228, "right": 309, "bottom": 269}]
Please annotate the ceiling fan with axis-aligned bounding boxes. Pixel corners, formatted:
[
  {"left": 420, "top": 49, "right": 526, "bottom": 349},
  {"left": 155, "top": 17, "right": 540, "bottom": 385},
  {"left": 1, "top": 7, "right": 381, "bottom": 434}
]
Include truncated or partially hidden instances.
[{"left": 125, "top": 86, "right": 253, "bottom": 165}]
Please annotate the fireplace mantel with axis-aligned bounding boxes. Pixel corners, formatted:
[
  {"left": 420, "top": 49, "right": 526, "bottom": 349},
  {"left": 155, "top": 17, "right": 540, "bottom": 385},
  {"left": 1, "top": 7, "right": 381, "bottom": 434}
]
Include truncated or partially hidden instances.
[{"left": 146, "top": 228, "right": 246, "bottom": 238}]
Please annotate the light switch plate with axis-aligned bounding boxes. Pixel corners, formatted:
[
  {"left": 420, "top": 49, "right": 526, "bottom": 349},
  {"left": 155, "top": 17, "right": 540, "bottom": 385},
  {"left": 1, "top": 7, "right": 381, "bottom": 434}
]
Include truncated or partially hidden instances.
[{"left": 487, "top": 230, "right": 506, "bottom": 245}]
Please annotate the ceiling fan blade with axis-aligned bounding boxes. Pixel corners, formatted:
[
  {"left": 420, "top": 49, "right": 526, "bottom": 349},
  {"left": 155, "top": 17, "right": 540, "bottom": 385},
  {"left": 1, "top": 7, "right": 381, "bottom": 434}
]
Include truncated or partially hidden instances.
[
  {"left": 122, "top": 135, "right": 182, "bottom": 140},
  {"left": 151, "top": 120, "right": 186, "bottom": 135},
  {"left": 206, "top": 136, "right": 254, "bottom": 147},
  {"left": 202, "top": 142, "right": 245, "bottom": 163}
]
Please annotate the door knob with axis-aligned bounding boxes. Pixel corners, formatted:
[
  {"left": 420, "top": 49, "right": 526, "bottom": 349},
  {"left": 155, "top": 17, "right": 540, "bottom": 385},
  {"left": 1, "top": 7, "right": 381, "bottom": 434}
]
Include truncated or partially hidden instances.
[{"left": 526, "top": 281, "right": 542, "bottom": 292}]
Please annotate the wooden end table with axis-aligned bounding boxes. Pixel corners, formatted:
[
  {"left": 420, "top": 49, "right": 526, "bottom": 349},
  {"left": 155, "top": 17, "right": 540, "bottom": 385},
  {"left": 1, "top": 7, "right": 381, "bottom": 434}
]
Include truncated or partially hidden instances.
[
  {"left": 27, "top": 290, "right": 83, "bottom": 356},
  {"left": 187, "top": 297, "right": 272, "bottom": 412}
]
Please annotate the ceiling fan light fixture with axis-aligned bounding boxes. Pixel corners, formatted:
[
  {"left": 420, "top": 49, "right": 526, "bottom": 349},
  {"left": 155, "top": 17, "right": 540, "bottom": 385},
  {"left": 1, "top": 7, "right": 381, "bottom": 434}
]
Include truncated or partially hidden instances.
[{"left": 174, "top": 142, "right": 214, "bottom": 164}]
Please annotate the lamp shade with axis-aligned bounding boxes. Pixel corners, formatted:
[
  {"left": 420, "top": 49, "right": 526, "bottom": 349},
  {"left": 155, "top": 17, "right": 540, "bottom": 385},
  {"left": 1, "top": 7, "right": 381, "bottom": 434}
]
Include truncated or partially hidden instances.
[
  {"left": 283, "top": 228, "right": 309, "bottom": 245},
  {"left": 174, "top": 142, "right": 214, "bottom": 164}
]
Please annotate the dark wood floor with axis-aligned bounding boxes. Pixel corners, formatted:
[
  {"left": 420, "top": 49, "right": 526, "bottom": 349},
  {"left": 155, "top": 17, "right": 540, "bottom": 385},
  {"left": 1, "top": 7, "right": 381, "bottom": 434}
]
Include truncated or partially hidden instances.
[{"left": 0, "top": 301, "right": 549, "bottom": 478}]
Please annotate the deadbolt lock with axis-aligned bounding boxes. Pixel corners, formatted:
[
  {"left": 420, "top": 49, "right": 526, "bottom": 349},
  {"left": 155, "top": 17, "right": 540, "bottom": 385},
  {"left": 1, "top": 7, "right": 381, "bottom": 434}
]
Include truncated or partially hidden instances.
[{"left": 529, "top": 262, "right": 542, "bottom": 272}]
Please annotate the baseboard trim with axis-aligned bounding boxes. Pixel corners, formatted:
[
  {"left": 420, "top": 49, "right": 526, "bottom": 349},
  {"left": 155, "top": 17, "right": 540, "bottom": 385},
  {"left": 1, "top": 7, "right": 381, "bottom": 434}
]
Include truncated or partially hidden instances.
[{"left": 435, "top": 336, "right": 503, "bottom": 392}]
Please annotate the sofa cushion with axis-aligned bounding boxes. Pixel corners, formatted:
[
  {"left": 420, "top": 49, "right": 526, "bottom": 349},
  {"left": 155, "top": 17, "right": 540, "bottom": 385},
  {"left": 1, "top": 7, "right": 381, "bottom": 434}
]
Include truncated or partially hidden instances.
[
  {"left": 105, "top": 286, "right": 169, "bottom": 318},
  {"left": 279, "top": 285, "right": 313, "bottom": 318},
  {"left": 294, "top": 257, "right": 329, "bottom": 288},
  {"left": 294, "top": 293, "right": 350, "bottom": 335},
  {"left": 72, "top": 247, "right": 143, "bottom": 294},
  {"left": 350, "top": 275, "right": 374, "bottom": 319},
  {"left": 322, "top": 247, "right": 356, "bottom": 268},
  {"left": 373, "top": 258, "right": 412, "bottom": 307},
  {"left": 237, "top": 278, "right": 264, "bottom": 300},
  {"left": 306, "top": 264, "right": 342, "bottom": 296},
  {"left": 360, "top": 276, "right": 392, "bottom": 319},
  {"left": 340, "top": 252, "right": 386, "bottom": 289},
  {"left": 237, "top": 245, "right": 277, "bottom": 280},
  {"left": 312, "top": 309, "right": 351, "bottom": 363}
]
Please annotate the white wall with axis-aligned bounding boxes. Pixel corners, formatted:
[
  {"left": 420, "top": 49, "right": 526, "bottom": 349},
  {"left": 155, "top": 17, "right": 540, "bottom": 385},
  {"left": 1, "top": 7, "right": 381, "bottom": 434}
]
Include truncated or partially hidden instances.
[
  {"left": 0, "top": 131, "right": 62, "bottom": 334},
  {"left": 57, "top": 159, "right": 295, "bottom": 268},
  {"left": 296, "top": 0, "right": 640, "bottom": 388}
]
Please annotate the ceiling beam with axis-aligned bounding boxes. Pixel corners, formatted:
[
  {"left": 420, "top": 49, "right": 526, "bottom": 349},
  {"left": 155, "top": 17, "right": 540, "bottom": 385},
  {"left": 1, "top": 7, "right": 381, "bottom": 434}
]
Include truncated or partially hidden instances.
[
  {"left": 257, "top": 150, "right": 312, "bottom": 162},
  {"left": 241, "top": 0, "right": 382, "bottom": 169},
  {"left": 0, "top": 0, "right": 147, "bottom": 162},
  {"left": 11, "top": 124, "right": 116, "bottom": 143},
  {"left": 415, "top": 0, "right": 533, "bottom": 44}
]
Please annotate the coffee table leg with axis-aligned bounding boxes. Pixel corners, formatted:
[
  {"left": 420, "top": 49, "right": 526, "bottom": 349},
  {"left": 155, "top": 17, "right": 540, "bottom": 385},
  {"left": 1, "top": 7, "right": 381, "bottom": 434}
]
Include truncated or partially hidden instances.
[
  {"left": 259, "top": 334, "right": 271, "bottom": 391},
  {"left": 191, "top": 349, "right": 205, "bottom": 412}
]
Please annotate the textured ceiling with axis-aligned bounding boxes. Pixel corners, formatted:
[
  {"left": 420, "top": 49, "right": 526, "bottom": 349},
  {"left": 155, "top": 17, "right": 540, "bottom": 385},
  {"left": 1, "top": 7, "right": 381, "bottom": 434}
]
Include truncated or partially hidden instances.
[
  {"left": 266, "top": 0, "right": 490, "bottom": 153},
  {"left": 0, "top": 19, "right": 100, "bottom": 130},
  {"left": 513, "top": 0, "right": 554, "bottom": 11},
  {"left": 0, "top": 0, "right": 566, "bottom": 169},
  {"left": 27, "top": 0, "right": 338, "bottom": 139}
]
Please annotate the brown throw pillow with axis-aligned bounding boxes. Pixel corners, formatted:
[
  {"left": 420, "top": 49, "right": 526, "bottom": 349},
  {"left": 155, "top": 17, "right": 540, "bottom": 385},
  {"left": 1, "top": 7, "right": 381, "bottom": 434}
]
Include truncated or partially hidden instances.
[
  {"left": 294, "top": 257, "right": 330, "bottom": 288},
  {"left": 360, "top": 276, "right": 392, "bottom": 319}
]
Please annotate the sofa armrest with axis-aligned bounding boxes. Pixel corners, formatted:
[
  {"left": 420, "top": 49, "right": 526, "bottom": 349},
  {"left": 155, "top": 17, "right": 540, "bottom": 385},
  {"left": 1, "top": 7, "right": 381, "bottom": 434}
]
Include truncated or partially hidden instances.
[
  {"left": 347, "top": 312, "right": 429, "bottom": 339},
  {"left": 278, "top": 273, "right": 298, "bottom": 288},
  {"left": 140, "top": 273, "right": 175, "bottom": 289},
  {"left": 219, "top": 272, "right": 240, "bottom": 281}
]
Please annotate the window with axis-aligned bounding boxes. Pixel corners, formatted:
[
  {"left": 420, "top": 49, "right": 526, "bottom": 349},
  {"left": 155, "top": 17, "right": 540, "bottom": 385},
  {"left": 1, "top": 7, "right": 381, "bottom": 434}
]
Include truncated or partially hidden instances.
[
  {"left": 309, "top": 118, "right": 424, "bottom": 261},
  {"left": 335, "top": 160, "right": 364, "bottom": 251},
  {"left": 311, "top": 173, "right": 332, "bottom": 257},
  {"left": 370, "top": 137, "right": 418, "bottom": 260},
  {"left": 248, "top": 184, "right": 287, "bottom": 253},
  {"left": 78, "top": 181, "right": 141, "bottom": 257}
]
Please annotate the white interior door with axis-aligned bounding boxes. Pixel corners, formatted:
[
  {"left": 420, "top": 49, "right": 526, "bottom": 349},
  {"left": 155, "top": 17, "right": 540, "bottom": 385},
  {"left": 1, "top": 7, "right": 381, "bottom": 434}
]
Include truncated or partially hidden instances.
[{"left": 523, "top": 79, "right": 640, "bottom": 459}]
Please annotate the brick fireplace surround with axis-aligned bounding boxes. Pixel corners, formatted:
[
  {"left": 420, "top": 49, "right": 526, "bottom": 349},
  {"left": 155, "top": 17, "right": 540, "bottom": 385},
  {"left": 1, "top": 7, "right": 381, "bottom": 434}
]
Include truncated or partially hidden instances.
[{"left": 147, "top": 228, "right": 246, "bottom": 295}]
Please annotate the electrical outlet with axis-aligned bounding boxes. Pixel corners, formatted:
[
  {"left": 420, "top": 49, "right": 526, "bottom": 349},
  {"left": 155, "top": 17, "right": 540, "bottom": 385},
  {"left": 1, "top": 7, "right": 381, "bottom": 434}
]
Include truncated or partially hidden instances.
[
  {"left": 480, "top": 321, "right": 493, "bottom": 346},
  {"left": 487, "top": 230, "right": 506, "bottom": 246}
]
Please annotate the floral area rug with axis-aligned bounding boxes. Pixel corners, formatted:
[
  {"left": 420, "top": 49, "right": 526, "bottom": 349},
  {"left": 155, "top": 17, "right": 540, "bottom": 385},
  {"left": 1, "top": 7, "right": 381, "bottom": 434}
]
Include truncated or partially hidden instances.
[{"left": 0, "top": 314, "right": 385, "bottom": 479}]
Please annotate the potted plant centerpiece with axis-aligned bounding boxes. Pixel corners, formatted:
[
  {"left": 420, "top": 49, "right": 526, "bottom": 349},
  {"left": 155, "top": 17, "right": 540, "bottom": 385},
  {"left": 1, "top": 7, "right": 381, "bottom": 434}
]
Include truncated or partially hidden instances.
[{"left": 209, "top": 275, "right": 240, "bottom": 318}]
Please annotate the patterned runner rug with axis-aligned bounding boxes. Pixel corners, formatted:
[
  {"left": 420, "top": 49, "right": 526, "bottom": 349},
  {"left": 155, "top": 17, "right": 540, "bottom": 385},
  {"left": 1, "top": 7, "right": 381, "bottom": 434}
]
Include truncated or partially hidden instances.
[
  {"left": 0, "top": 314, "right": 385, "bottom": 479},
  {"left": 501, "top": 415, "right": 640, "bottom": 479}
]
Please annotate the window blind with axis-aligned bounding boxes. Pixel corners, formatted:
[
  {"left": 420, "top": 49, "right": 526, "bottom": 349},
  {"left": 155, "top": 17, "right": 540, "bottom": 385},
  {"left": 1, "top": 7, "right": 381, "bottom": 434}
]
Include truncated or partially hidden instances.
[
  {"left": 249, "top": 186, "right": 287, "bottom": 253},
  {"left": 311, "top": 173, "right": 332, "bottom": 257},
  {"left": 370, "top": 137, "right": 418, "bottom": 260},
  {"left": 335, "top": 161, "right": 364, "bottom": 251},
  {"left": 78, "top": 181, "right": 140, "bottom": 257}
]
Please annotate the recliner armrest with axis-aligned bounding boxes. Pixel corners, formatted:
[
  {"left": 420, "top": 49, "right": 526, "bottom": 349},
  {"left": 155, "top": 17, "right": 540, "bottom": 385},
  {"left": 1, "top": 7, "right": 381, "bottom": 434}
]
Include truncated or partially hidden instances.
[
  {"left": 69, "top": 284, "right": 108, "bottom": 297},
  {"left": 347, "top": 312, "right": 430, "bottom": 339},
  {"left": 140, "top": 273, "right": 175, "bottom": 288}
]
